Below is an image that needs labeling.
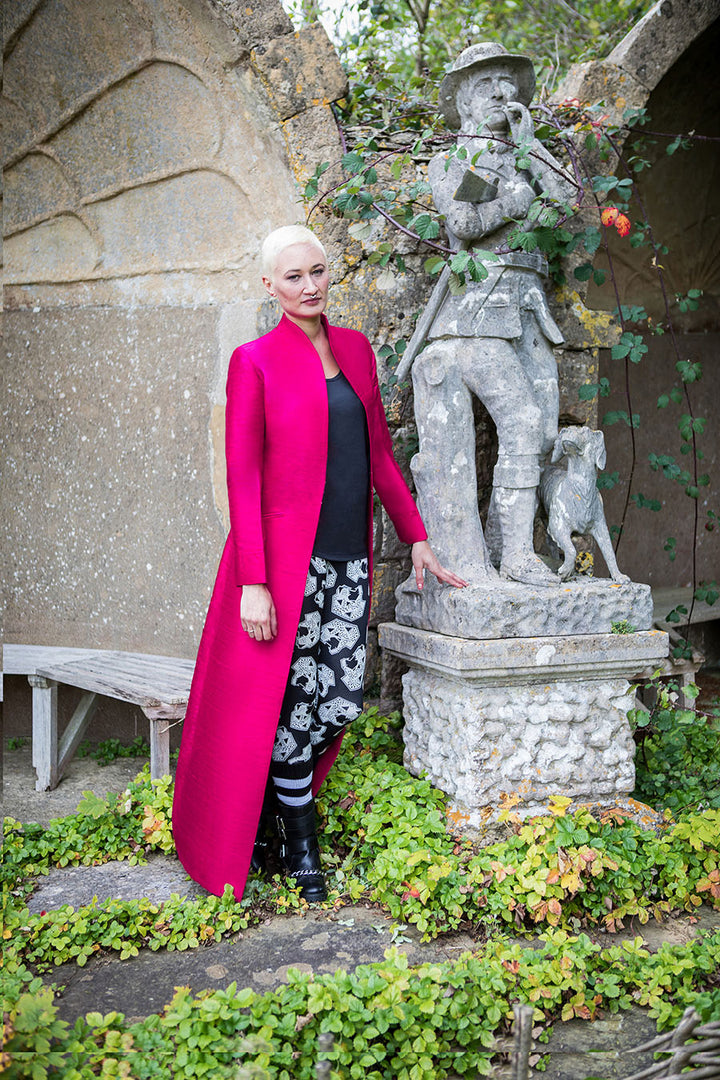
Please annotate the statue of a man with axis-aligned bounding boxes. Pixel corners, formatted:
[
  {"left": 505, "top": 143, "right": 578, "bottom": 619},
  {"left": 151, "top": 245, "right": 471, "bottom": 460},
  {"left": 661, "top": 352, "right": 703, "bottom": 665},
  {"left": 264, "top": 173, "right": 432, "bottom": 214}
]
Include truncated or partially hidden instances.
[{"left": 406, "top": 43, "right": 577, "bottom": 586}]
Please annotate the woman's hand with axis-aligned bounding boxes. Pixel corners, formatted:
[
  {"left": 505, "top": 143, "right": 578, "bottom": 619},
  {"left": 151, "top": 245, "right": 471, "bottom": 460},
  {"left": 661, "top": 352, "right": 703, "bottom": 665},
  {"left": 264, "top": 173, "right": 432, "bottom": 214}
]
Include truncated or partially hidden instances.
[
  {"left": 240, "top": 584, "right": 278, "bottom": 641},
  {"left": 411, "top": 541, "right": 469, "bottom": 591}
]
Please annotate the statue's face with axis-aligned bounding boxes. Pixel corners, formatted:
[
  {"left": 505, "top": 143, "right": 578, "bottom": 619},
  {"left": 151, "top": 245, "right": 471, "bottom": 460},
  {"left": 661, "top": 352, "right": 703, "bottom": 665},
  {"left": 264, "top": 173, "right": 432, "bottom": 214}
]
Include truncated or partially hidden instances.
[{"left": 456, "top": 66, "right": 519, "bottom": 133}]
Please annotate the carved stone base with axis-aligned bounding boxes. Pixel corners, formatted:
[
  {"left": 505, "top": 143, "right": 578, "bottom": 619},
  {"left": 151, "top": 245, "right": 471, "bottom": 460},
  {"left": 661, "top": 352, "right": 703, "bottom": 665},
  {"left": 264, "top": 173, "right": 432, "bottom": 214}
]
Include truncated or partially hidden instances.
[
  {"left": 378, "top": 622, "right": 668, "bottom": 829},
  {"left": 394, "top": 576, "right": 654, "bottom": 640}
]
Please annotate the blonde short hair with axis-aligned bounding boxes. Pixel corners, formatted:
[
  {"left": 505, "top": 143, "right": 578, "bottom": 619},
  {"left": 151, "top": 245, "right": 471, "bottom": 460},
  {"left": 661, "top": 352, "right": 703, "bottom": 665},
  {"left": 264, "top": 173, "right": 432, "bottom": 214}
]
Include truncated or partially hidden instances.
[{"left": 261, "top": 225, "right": 327, "bottom": 277}]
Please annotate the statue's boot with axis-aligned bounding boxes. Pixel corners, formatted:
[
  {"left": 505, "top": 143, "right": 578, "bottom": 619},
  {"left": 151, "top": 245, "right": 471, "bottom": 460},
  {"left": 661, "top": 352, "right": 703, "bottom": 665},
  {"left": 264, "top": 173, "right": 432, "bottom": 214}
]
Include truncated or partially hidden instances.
[{"left": 493, "top": 485, "right": 558, "bottom": 587}]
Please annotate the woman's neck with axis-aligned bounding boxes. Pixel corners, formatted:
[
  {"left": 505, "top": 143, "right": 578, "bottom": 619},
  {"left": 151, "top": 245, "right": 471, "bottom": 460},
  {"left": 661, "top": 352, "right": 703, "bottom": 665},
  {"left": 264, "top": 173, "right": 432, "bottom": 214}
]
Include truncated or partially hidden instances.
[{"left": 284, "top": 312, "right": 324, "bottom": 343}]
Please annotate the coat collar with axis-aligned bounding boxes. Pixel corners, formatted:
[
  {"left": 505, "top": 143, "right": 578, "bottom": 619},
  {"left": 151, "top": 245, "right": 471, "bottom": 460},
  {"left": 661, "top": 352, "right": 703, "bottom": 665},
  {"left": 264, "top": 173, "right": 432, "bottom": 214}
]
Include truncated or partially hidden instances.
[{"left": 271, "top": 314, "right": 367, "bottom": 399}]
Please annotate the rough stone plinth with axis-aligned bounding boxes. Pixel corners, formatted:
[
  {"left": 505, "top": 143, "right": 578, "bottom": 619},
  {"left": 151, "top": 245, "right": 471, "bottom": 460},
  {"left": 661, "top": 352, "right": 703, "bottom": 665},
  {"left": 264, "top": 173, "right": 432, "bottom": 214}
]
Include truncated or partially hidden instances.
[
  {"left": 394, "top": 576, "right": 653, "bottom": 639},
  {"left": 379, "top": 622, "right": 668, "bottom": 829}
]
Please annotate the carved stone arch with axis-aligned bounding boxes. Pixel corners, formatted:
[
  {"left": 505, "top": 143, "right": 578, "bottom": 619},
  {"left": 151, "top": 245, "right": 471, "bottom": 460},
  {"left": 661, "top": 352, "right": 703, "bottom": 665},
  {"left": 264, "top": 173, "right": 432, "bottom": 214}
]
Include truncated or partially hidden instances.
[{"left": 556, "top": 2, "right": 720, "bottom": 590}]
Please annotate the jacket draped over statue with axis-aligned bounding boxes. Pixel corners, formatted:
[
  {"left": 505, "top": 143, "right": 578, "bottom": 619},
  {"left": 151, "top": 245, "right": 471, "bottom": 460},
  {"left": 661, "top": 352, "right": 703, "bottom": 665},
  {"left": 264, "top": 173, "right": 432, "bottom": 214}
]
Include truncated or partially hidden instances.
[{"left": 172, "top": 314, "right": 426, "bottom": 898}]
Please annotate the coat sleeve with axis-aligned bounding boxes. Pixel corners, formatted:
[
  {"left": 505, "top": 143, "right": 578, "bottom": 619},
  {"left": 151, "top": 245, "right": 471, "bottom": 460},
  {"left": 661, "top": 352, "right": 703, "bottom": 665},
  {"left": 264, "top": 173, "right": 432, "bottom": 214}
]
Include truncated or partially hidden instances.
[
  {"left": 225, "top": 346, "right": 267, "bottom": 586},
  {"left": 364, "top": 338, "right": 428, "bottom": 545}
]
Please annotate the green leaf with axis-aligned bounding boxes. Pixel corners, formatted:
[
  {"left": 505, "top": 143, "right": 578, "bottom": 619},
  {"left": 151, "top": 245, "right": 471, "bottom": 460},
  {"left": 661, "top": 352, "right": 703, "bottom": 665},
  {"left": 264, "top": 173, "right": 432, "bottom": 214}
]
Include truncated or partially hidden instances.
[
  {"left": 349, "top": 221, "right": 373, "bottom": 241},
  {"left": 342, "top": 150, "right": 365, "bottom": 173},
  {"left": 424, "top": 256, "right": 445, "bottom": 275},
  {"left": 412, "top": 214, "right": 440, "bottom": 240}
]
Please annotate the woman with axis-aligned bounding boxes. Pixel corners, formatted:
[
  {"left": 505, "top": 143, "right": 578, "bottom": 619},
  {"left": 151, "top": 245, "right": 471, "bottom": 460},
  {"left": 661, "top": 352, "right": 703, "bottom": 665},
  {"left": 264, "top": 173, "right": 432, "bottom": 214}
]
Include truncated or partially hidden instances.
[{"left": 173, "top": 225, "right": 466, "bottom": 902}]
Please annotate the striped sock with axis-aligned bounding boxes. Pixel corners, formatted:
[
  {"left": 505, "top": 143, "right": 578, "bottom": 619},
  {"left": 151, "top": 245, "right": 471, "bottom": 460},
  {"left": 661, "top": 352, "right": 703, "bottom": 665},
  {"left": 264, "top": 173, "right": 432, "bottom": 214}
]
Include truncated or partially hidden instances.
[{"left": 271, "top": 771, "right": 313, "bottom": 809}]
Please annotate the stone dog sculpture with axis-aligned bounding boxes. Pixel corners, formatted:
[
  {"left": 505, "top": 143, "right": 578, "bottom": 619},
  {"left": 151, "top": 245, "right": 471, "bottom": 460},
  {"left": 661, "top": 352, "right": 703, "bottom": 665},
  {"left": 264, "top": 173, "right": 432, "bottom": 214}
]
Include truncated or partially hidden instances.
[
  {"left": 540, "top": 426, "right": 630, "bottom": 583},
  {"left": 398, "top": 42, "right": 577, "bottom": 586}
]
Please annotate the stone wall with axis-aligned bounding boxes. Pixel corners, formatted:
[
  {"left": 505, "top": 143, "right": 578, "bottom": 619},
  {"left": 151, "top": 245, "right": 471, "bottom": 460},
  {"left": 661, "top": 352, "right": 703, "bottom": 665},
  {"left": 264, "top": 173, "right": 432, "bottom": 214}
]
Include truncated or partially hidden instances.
[{"left": 2, "top": 0, "right": 347, "bottom": 661}]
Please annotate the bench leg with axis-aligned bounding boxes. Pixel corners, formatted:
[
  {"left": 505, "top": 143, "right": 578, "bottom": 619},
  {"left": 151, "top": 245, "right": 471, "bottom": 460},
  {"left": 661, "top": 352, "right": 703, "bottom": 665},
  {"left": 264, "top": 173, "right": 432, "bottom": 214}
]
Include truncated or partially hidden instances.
[
  {"left": 148, "top": 718, "right": 170, "bottom": 780},
  {"left": 58, "top": 692, "right": 99, "bottom": 778},
  {"left": 29, "top": 675, "right": 58, "bottom": 791}
]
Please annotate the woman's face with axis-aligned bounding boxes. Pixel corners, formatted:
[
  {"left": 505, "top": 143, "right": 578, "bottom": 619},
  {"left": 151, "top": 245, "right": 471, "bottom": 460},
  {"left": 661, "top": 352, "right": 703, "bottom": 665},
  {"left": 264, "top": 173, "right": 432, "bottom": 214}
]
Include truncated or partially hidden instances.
[{"left": 263, "top": 243, "right": 329, "bottom": 323}]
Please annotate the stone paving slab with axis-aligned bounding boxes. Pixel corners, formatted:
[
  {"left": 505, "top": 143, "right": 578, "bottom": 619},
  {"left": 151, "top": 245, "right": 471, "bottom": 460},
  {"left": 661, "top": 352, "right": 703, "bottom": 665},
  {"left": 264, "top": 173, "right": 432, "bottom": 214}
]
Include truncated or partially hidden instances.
[
  {"left": 45, "top": 904, "right": 475, "bottom": 1025},
  {"left": 25, "top": 854, "right": 207, "bottom": 911}
]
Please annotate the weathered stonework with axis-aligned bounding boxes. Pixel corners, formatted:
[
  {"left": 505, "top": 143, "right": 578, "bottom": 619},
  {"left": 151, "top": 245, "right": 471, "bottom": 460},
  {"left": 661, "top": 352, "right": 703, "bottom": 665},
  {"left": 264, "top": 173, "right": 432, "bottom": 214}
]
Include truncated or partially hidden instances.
[
  {"left": 380, "top": 623, "right": 669, "bottom": 825},
  {"left": 394, "top": 577, "right": 653, "bottom": 640},
  {"left": 1, "top": 0, "right": 348, "bottom": 664},
  {"left": 251, "top": 24, "right": 348, "bottom": 120}
]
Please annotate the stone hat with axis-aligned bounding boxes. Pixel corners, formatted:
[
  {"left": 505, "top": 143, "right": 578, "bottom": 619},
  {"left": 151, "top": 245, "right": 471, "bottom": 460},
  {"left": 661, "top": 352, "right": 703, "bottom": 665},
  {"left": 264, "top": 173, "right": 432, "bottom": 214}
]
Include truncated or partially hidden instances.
[{"left": 438, "top": 42, "right": 536, "bottom": 129}]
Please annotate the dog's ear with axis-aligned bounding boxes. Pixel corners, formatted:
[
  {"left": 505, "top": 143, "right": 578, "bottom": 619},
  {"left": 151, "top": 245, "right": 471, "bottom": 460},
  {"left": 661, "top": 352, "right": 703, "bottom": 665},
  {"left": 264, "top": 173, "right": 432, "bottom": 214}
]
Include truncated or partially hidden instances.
[
  {"left": 551, "top": 432, "right": 566, "bottom": 463},
  {"left": 553, "top": 428, "right": 582, "bottom": 461},
  {"left": 592, "top": 429, "right": 607, "bottom": 470}
]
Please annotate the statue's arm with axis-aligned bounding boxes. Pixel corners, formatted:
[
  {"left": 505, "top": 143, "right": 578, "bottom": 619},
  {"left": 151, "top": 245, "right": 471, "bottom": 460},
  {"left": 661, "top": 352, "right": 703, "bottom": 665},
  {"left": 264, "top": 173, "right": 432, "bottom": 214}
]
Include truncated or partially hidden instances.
[
  {"left": 428, "top": 154, "right": 534, "bottom": 242},
  {"left": 526, "top": 141, "right": 578, "bottom": 204}
]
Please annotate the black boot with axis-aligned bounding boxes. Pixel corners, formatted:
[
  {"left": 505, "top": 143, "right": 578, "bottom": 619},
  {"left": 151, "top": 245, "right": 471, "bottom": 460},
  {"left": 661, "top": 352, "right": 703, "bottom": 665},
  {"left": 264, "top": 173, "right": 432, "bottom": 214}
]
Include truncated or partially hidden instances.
[
  {"left": 277, "top": 804, "right": 327, "bottom": 902},
  {"left": 250, "top": 783, "right": 277, "bottom": 875}
]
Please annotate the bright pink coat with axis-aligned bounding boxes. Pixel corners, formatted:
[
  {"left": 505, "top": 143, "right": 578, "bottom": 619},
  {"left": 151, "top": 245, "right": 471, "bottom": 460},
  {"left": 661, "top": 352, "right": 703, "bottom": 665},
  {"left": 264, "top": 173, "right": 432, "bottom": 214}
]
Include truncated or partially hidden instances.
[{"left": 172, "top": 314, "right": 427, "bottom": 898}]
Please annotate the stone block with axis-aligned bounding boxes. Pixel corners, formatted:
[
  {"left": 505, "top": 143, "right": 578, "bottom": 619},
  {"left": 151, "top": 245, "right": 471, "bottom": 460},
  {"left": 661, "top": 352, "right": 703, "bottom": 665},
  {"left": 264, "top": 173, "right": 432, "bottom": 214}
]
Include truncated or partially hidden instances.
[
  {"left": 282, "top": 104, "right": 345, "bottom": 186},
  {"left": 252, "top": 24, "right": 348, "bottom": 121},
  {"left": 380, "top": 508, "right": 407, "bottom": 560},
  {"left": 4, "top": 215, "right": 100, "bottom": 284},
  {"left": 394, "top": 576, "right": 655, "bottom": 639},
  {"left": 379, "top": 622, "right": 668, "bottom": 826},
  {"left": 379, "top": 623, "right": 669, "bottom": 682},
  {"left": 205, "top": 0, "right": 293, "bottom": 55},
  {"left": 4, "top": 154, "right": 76, "bottom": 234},
  {"left": 2, "top": 97, "right": 35, "bottom": 169},
  {"left": 557, "top": 347, "right": 600, "bottom": 427},
  {"left": 370, "top": 563, "right": 407, "bottom": 626},
  {"left": 3, "top": 0, "right": 153, "bottom": 141},
  {"left": 550, "top": 284, "right": 620, "bottom": 351},
  {"left": 607, "top": 0, "right": 718, "bottom": 92},
  {"left": 1, "top": 307, "right": 224, "bottom": 657},
  {"left": 86, "top": 171, "right": 251, "bottom": 276},
  {"left": 3, "top": 0, "right": 43, "bottom": 48},
  {"left": 556, "top": 61, "right": 647, "bottom": 124},
  {"left": 48, "top": 63, "right": 220, "bottom": 200}
]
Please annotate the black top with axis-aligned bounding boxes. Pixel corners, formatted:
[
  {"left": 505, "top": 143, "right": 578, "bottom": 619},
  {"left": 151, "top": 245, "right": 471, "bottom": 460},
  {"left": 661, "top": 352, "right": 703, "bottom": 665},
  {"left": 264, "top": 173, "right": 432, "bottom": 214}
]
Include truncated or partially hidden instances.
[{"left": 313, "top": 370, "right": 370, "bottom": 561}]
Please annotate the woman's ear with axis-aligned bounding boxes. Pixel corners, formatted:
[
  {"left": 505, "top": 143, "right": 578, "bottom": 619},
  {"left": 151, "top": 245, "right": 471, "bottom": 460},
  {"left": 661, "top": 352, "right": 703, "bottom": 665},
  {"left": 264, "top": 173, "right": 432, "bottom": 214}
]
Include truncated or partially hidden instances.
[{"left": 261, "top": 275, "right": 275, "bottom": 298}]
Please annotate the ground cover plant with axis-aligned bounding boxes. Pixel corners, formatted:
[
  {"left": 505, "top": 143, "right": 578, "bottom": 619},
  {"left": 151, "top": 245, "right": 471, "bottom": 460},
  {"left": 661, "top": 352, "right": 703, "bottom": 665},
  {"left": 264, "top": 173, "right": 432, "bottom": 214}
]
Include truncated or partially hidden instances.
[{"left": 3, "top": 708, "right": 720, "bottom": 1075}]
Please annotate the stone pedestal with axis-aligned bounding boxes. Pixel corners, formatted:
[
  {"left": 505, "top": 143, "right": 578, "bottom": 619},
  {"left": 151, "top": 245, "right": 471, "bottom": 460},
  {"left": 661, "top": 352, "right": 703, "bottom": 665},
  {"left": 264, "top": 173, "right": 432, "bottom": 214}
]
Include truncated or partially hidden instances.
[
  {"left": 378, "top": 622, "right": 669, "bottom": 830},
  {"left": 395, "top": 575, "right": 654, "bottom": 639}
]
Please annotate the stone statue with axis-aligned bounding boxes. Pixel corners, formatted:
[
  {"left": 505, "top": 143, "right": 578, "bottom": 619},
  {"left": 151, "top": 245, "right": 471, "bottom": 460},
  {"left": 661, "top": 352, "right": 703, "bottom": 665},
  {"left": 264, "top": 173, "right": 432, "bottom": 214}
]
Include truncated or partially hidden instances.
[
  {"left": 399, "top": 42, "right": 577, "bottom": 585},
  {"left": 540, "top": 427, "right": 630, "bottom": 583}
]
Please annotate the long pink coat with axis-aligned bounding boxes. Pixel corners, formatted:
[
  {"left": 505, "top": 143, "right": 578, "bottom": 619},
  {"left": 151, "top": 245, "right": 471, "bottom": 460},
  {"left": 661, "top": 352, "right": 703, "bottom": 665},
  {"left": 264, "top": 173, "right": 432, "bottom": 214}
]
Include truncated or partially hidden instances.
[{"left": 172, "top": 314, "right": 426, "bottom": 897}]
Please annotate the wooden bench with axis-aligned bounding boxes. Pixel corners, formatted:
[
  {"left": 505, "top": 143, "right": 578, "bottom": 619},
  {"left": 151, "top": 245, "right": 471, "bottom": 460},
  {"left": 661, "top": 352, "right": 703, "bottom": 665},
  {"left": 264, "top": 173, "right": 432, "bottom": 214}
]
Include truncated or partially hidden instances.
[{"left": 3, "top": 645, "right": 194, "bottom": 791}]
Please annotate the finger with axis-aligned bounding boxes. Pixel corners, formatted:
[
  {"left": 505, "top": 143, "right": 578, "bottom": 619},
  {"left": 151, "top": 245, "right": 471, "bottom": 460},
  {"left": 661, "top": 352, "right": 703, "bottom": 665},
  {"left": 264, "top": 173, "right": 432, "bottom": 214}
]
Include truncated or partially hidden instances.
[
  {"left": 270, "top": 605, "right": 278, "bottom": 638},
  {"left": 436, "top": 566, "right": 469, "bottom": 588},
  {"left": 415, "top": 564, "right": 424, "bottom": 590}
]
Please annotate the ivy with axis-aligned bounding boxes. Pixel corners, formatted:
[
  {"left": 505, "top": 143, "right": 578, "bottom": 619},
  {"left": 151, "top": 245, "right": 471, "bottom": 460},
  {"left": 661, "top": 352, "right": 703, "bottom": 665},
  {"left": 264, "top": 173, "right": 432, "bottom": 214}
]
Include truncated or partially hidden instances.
[
  {"left": 3, "top": 932, "right": 720, "bottom": 1077},
  {"left": 2, "top": 708, "right": 720, "bottom": 1075}
]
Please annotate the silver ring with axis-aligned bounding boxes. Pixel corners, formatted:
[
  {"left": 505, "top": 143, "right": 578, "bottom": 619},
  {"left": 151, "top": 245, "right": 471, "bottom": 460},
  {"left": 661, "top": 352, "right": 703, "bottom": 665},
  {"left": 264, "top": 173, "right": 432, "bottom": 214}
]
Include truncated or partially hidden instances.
[{"left": 248, "top": 629, "right": 255, "bottom": 636}]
